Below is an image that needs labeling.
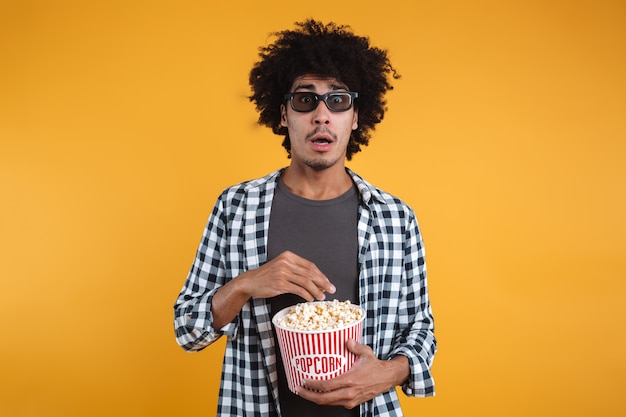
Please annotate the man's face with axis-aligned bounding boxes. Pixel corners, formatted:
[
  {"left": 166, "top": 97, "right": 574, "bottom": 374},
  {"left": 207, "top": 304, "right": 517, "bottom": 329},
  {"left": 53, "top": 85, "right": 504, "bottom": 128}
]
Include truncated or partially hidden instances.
[{"left": 280, "top": 75, "right": 358, "bottom": 171}]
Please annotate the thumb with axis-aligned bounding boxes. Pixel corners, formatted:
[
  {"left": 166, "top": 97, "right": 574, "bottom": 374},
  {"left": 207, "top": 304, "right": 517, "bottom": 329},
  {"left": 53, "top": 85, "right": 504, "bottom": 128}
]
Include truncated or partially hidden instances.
[{"left": 346, "top": 339, "right": 370, "bottom": 355}]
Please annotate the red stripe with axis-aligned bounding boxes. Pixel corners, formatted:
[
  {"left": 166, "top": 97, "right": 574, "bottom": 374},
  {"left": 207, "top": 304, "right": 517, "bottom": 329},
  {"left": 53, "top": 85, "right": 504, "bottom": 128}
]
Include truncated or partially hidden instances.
[{"left": 276, "top": 317, "right": 366, "bottom": 391}]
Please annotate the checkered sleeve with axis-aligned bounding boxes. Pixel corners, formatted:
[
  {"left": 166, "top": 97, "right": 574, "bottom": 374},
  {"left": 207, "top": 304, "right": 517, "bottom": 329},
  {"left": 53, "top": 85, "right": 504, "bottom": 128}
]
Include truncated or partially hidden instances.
[
  {"left": 389, "top": 212, "right": 437, "bottom": 397},
  {"left": 173, "top": 190, "right": 239, "bottom": 352}
]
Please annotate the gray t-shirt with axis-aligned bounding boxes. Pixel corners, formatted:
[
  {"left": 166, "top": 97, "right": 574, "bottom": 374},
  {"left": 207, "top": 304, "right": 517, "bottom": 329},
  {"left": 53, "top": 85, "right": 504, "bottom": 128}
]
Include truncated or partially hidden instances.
[{"left": 268, "top": 177, "right": 360, "bottom": 417}]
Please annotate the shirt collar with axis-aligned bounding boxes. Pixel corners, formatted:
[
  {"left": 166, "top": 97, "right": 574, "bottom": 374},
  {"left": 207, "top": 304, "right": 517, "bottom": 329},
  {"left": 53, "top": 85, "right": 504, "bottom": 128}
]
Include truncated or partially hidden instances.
[{"left": 346, "top": 168, "right": 387, "bottom": 206}]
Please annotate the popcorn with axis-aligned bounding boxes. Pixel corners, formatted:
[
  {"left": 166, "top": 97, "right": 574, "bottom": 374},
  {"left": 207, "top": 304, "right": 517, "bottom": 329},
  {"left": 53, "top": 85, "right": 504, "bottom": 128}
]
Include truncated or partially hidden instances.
[{"left": 274, "top": 300, "right": 364, "bottom": 331}]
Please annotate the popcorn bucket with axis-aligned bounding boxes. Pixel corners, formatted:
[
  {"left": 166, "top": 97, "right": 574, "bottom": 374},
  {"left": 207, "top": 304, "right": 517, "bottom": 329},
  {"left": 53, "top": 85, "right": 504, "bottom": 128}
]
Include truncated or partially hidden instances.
[{"left": 272, "top": 301, "right": 365, "bottom": 393}]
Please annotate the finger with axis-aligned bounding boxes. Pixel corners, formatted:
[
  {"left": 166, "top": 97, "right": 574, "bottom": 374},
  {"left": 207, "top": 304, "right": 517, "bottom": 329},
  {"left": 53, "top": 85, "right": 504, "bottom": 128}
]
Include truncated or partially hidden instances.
[
  {"left": 298, "top": 264, "right": 336, "bottom": 295},
  {"left": 300, "top": 268, "right": 336, "bottom": 297},
  {"left": 290, "top": 257, "right": 332, "bottom": 282},
  {"left": 281, "top": 281, "right": 321, "bottom": 302},
  {"left": 302, "top": 376, "right": 343, "bottom": 393},
  {"left": 283, "top": 254, "right": 336, "bottom": 297},
  {"left": 298, "top": 379, "right": 356, "bottom": 408},
  {"left": 298, "top": 388, "right": 336, "bottom": 406},
  {"left": 263, "top": 253, "right": 323, "bottom": 298},
  {"left": 293, "top": 275, "right": 335, "bottom": 301},
  {"left": 273, "top": 268, "right": 327, "bottom": 301},
  {"left": 345, "top": 339, "right": 372, "bottom": 356}
]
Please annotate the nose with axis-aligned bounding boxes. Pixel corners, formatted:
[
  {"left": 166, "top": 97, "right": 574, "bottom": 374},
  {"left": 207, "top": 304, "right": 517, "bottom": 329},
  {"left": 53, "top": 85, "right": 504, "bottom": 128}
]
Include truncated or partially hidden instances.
[{"left": 312, "top": 100, "right": 331, "bottom": 125}]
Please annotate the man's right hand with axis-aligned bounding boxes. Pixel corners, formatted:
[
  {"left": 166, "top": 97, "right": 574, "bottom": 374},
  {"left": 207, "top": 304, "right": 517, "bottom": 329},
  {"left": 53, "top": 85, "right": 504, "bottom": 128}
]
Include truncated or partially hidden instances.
[
  {"left": 211, "top": 251, "right": 335, "bottom": 329},
  {"left": 237, "top": 250, "right": 336, "bottom": 301}
]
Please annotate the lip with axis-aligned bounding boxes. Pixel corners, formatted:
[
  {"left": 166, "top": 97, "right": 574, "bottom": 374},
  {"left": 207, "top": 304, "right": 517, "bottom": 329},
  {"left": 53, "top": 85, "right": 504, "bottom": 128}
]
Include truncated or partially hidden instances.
[
  {"left": 309, "top": 137, "right": 333, "bottom": 152},
  {"left": 307, "top": 130, "right": 335, "bottom": 152}
]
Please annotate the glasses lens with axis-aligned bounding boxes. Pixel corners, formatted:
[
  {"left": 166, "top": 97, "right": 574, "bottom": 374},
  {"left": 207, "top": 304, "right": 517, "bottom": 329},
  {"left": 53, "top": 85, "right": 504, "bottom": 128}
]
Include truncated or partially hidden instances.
[
  {"left": 326, "top": 93, "right": 352, "bottom": 111},
  {"left": 291, "top": 92, "right": 317, "bottom": 111}
]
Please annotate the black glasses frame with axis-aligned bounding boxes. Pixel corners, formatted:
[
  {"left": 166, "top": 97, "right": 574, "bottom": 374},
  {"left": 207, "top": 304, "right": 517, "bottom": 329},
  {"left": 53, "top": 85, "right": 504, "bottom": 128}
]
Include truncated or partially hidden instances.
[{"left": 284, "top": 91, "right": 359, "bottom": 112}]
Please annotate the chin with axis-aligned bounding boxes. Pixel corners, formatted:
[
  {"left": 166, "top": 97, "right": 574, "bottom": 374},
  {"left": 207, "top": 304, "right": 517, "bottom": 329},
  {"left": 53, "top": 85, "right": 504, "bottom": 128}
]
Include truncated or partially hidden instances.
[{"left": 303, "top": 156, "right": 342, "bottom": 171}]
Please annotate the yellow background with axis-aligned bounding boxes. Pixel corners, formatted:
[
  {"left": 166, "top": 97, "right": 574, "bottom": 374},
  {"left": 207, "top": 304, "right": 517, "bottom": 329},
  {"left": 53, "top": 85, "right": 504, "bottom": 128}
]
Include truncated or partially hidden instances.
[{"left": 1, "top": 1, "right": 625, "bottom": 416}]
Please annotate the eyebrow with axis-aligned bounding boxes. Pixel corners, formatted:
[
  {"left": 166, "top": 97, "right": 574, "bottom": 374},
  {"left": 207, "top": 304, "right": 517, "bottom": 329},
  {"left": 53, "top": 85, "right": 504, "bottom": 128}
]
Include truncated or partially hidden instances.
[{"left": 292, "top": 83, "right": 349, "bottom": 92}]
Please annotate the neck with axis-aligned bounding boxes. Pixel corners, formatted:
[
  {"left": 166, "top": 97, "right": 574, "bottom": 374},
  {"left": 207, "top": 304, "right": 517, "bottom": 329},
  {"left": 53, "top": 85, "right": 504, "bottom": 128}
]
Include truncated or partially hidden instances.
[{"left": 281, "top": 164, "right": 352, "bottom": 200}]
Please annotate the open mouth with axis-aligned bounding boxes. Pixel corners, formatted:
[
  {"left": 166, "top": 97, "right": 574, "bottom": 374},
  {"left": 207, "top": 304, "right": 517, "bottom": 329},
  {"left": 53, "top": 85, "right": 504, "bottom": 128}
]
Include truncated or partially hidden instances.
[
  {"left": 312, "top": 138, "right": 331, "bottom": 145},
  {"left": 307, "top": 128, "right": 336, "bottom": 151},
  {"left": 310, "top": 136, "right": 333, "bottom": 151},
  {"left": 309, "top": 131, "right": 335, "bottom": 144}
]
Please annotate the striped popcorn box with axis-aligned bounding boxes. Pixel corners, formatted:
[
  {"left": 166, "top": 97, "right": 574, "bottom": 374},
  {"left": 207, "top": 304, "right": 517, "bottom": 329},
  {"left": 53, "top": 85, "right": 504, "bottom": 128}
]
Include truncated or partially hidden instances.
[{"left": 272, "top": 301, "right": 365, "bottom": 393}]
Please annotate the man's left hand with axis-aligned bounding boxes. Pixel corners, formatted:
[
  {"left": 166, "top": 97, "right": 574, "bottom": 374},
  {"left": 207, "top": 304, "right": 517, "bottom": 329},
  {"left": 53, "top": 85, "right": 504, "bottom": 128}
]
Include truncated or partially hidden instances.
[{"left": 297, "top": 339, "right": 409, "bottom": 409}]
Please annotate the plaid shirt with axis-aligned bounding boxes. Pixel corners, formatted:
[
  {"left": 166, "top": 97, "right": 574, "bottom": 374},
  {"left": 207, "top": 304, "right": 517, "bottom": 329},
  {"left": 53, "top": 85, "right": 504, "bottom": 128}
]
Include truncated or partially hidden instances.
[{"left": 174, "top": 169, "right": 436, "bottom": 417}]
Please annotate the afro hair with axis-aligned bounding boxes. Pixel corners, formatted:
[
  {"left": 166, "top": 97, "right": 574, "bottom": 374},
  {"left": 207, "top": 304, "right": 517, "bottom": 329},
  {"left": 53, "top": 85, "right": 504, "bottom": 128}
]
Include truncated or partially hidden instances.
[{"left": 248, "top": 19, "right": 399, "bottom": 160}]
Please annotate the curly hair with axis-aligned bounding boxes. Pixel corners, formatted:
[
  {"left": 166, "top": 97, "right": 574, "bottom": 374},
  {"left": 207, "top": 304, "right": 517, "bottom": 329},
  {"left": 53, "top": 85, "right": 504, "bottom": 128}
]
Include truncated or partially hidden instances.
[{"left": 249, "top": 19, "right": 399, "bottom": 160}]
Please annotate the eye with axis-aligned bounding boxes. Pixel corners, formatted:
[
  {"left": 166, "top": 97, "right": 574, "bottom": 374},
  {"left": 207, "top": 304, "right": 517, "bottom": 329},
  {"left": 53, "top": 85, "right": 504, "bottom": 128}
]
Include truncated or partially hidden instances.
[
  {"left": 330, "top": 95, "right": 346, "bottom": 104},
  {"left": 297, "top": 93, "right": 315, "bottom": 104}
]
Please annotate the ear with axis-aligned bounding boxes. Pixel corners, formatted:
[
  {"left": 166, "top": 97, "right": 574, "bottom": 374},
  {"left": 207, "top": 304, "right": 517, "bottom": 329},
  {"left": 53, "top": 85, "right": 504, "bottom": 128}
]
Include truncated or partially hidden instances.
[
  {"left": 352, "top": 109, "right": 359, "bottom": 130},
  {"left": 280, "top": 104, "right": 288, "bottom": 127}
]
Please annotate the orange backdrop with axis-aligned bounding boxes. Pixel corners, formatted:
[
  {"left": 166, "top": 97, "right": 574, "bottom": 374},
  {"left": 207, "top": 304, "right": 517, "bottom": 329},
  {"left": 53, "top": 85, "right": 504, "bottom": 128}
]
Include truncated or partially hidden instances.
[{"left": 1, "top": 1, "right": 625, "bottom": 416}]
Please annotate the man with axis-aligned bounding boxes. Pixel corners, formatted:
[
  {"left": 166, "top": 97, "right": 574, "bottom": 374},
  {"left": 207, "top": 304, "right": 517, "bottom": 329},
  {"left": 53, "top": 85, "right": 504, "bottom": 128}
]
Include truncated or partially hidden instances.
[{"left": 174, "top": 19, "right": 436, "bottom": 417}]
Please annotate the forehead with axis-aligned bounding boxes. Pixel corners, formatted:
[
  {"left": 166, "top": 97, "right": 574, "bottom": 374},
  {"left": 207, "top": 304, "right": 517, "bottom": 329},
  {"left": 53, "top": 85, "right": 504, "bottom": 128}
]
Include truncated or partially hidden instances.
[{"left": 289, "top": 75, "right": 349, "bottom": 91}]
